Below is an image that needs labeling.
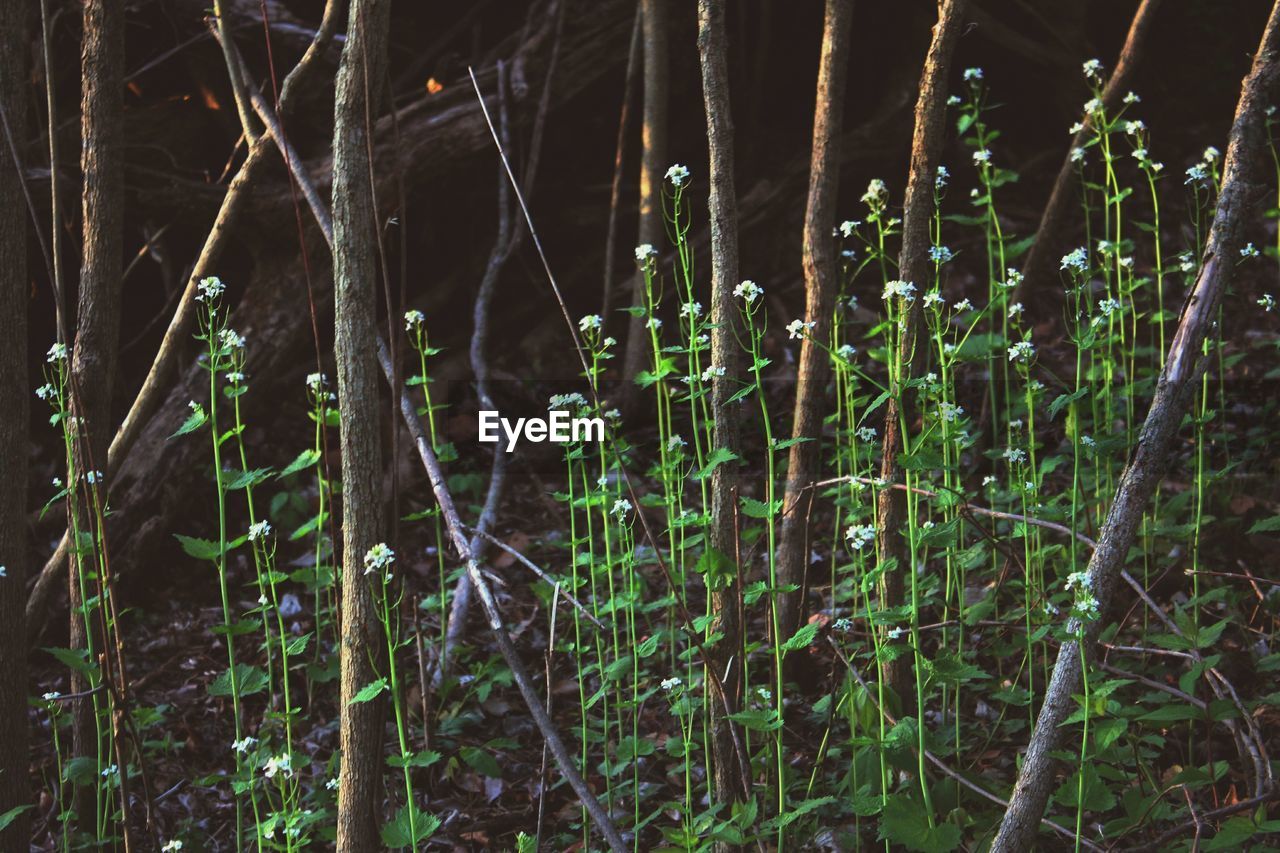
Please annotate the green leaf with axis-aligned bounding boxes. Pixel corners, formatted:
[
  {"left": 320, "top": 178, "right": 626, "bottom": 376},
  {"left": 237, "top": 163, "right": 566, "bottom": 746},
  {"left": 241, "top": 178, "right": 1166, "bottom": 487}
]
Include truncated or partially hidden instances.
[
  {"left": 174, "top": 533, "right": 223, "bottom": 561},
  {"left": 224, "top": 467, "right": 273, "bottom": 490},
  {"left": 281, "top": 449, "right": 322, "bottom": 477},
  {"left": 0, "top": 805, "right": 32, "bottom": 833},
  {"left": 169, "top": 407, "right": 208, "bottom": 438},
  {"left": 380, "top": 804, "right": 441, "bottom": 849},
  {"left": 45, "top": 646, "right": 95, "bottom": 676},
  {"left": 349, "top": 678, "right": 388, "bottom": 705},
  {"left": 1048, "top": 387, "right": 1090, "bottom": 420},
  {"left": 460, "top": 746, "right": 503, "bottom": 778},
  {"left": 740, "top": 496, "right": 780, "bottom": 519},
  {"left": 695, "top": 447, "right": 740, "bottom": 481},
  {"left": 780, "top": 622, "right": 820, "bottom": 654},
  {"left": 285, "top": 633, "right": 312, "bottom": 657},
  {"left": 387, "top": 750, "right": 442, "bottom": 769},
  {"left": 878, "top": 794, "right": 961, "bottom": 852},
  {"left": 208, "top": 664, "right": 268, "bottom": 698},
  {"left": 728, "top": 708, "right": 782, "bottom": 732},
  {"left": 1248, "top": 514, "right": 1280, "bottom": 534},
  {"left": 770, "top": 796, "right": 836, "bottom": 829},
  {"left": 1054, "top": 764, "right": 1116, "bottom": 813}
]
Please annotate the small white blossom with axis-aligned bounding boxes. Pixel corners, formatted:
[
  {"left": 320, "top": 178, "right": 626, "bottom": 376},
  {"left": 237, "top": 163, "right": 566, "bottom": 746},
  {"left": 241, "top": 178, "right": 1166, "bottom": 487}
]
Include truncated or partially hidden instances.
[
  {"left": 929, "top": 245, "right": 954, "bottom": 264},
  {"left": 882, "top": 280, "right": 917, "bottom": 302},
  {"left": 233, "top": 736, "right": 259, "bottom": 754},
  {"left": 972, "top": 148, "right": 991, "bottom": 164},
  {"left": 1081, "top": 434, "right": 1097, "bottom": 449},
  {"left": 786, "top": 319, "right": 815, "bottom": 340},
  {"left": 548, "top": 392, "right": 588, "bottom": 410},
  {"left": 923, "top": 291, "right": 945, "bottom": 309},
  {"left": 35, "top": 384, "right": 55, "bottom": 401},
  {"left": 836, "top": 344, "right": 858, "bottom": 361},
  {"left": 862, "top": 179, "right": 888, "bottom": 209},
  {"left": 667, "top": 434, "right": 687, "bottom": 451},
  {"left": 935, "top": 165, "right": 950, "bottom": 189},
  {"left": 1083, "top": 97, "right": 1103, "bottom": 115},
  {"left": 646, "top": 317, "right": 663, "bottom": 331},
  {"left": 887, "top": 626, "right": 906, "bottom": 640},
  {"left": 196, "top": 277, "right": 225, "bottom": 302},
  {"left": 1061, "top": 247, "right": 1089, "bottom": 274},
  {"left": 1007, "top": 340, "right": 1035, "bottom": 363},
  {"left": 1185, "top": 164, "right": 1209, "bottom": 185},
  {"left": 1098, "top": 298, "right": 1121, "bottom": 316},
  {"left": 1008, "top": 302, "right": 1024, "bottom": 319},
  {"left": 856, "top": 426, "right": 877, "bottom": 442},
  {"left": 963, "top": 67, "right": 984, "bottom": 81},
  {"left": 47, "top": 342, "right": 68, "bottom": 363},
  {"left": 1125, "top": 120, "right": 1145, "bottom": 136},
  {"left": 1003, "top": 447, "right": 1027, "bottom": 465},
  {"left": 248, "top": 520, "right": 272, "bottom": 542},
  {"left": 1240, "top": 243, "right": 1261, "bottom": 259},
  {"left": 1082, "top": 58, "right": 1103, "bottom": 80},
  {"left": 660, "top": 676, "right": 682, "bottom": 691},
  {"left": 161, "top": 841, "right": 184, "bottom": 852},
  {"left": 1070, "top": 147, "right": 1086, "bottom": 164},
  {"left": 363, "top": 543, "right": 395, "bottom": 576},
  {"left": 953, "top": 298, "right": 974, "bottom": 312},
  {"left": 1258, "top": 294, "right": 1276, "bottom": 312},
  {"left": 701, "top": 365, "right": 726, "bottom": 382},
  {"left": 845, "top": 524, "right": 876, "bottom": 550},
  {"left": 578, "top": 314, "right": 603, "bottom": 333},
  {"left": 939, "top": 402, "right": 964, "bottom": 423},
  {"left": 734, "top": 280, "right": 762, "bottom": 303},
  {"left": 982, "top": 475, "right": 997, "bottom": 487},
  {"left": 263, "top": 753, "right": 293, "bottom": 779},
  {"left": 219, "top": 329, "right": 246, "bottom": 350},
  {"left": 635, "top": 243, "right": 657, "bottom": 263},
  {"left": 404, "top": 309, "right": 425, "bottom": 331},
  {"left": 611, "top": 498, "right": 632, "bottom": 519},
  {"left": 680, "top": 301, "right": 703, "bottom": 319},
  {"left": 1203, "top": 146, "right": 1220, "bottom": 162},
  {"left": 1123, "top": 91, "right": 1141, "bottom": 105},
  {"left": 839, "top": 220, "right": 860, "bottom": 238},
  {"left": 665, "top": 164, "right": 689, "bottom": 186}
]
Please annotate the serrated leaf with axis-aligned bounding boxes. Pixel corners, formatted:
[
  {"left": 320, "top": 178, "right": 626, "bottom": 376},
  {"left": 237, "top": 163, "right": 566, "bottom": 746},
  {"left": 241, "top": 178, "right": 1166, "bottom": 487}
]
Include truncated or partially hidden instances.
[
  {"left": 379, "top": 804, "right": 441, "bottom": 849},
  {"left": 780, "top": 622, "right": 820, "bottom": 654},
  {"left": 349, "top": 678, "right": 388, "bottom": 705},
  {"left": 460, "top": 746, "right": 503, "bottom": 778},
  {"left": 740, "top": 496, "right": 780, "bottom": 519},
  {"left": 1248, "top": 515, "right": 1280, "bottom": 534},
  {"left": 1049, "top": 387, "right": 1090, "bottom": 420},
  {"left": 174, "top": 533, "right": 222, "bottom": 561},
  {"left": 1054, "top": 764, "right": 1116, "bottom": 813},
  {"left": 169, "top": 408, "right": 207, "bottom": 438},
  {"left": 695, "top": 447, "right": 740, "bottom": 481},
  {"left": 0, "top": 805, "right": 32, "bottom": 833},
  {"left": 281, "top": 449, "right": 322, "bottom": 477},
  {"left": 878, "top": 794, "right": 961, "bottom": 852},
  {"left": 208, "top": 664, "right": 268, "bottom": 698}
]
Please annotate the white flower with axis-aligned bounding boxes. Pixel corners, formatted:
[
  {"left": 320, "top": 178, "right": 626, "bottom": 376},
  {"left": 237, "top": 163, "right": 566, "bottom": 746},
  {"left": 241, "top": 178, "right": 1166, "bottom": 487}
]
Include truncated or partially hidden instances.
[
  {"left": 326, "top": 778, "right": 339, "bottom": 791},
  {"left": 947, "top": 95, "right": 962, "bottom": 106},
  {"left": 1007, "top": 340, "right": 1035, "bottom": 363},
  {"left": 611, "top": 498, "right": 632, "bottom": 518},
  {"left": 887, "top": 626, "right": 905, "bottom": 640},
  {"left": 1082, "top": 58, "right": 1103, "bottom": 80},
  {"left": 1125, "top": 120, "right": 1145, "bottom": 136},
  {"left": 85, "top": 470, "right": 104, "bottom": 485},
  {"left": 635, "top": 243, "right": 657, "bottom": 263},
  {"left": 0, "top": 566, "right": 6, "bottom": 579},
  {"left": 363, "top": 543, "right": 395, "bottom": 576},
  {"left": 953, "top": 298, "right": 974, "bottom": 312},
  {"left": 1008, "top": 418, "right": 1023, "bottom": 430},
  {"left": 701, "top": 365, "right": 726, "bottom": 382},
  {"left": 856, "top": 426, "right": 877, "bottom": 442},
  {"left": 248, "top": 520, "right": 272, "bottom": 542},
  {"left": 939, "top": 402, "right": 964, "bottom": 422},
  {"left": 306, "top": 372, "right": 326, "bottom": 392},
  {"left": 1185, "top": 164, "right": 1209, "bottom": 185},
  {"left": 1081, "top": 434, "right": 1096, "bottom": 449},
  {"left": 1084, "top": 97, "right": 1102, "bottom": 115},
  {"left": 101, "top": 764, "right": 119, "bottom": 778},
  {"left": 680, "top": 301, "right": 703, "bottom": 319},
  {"left": 982, "top": 475, "right": 997, "bottom": 487},
  {"left": 404, "top": 309, "right": 425, "bottom": 331},
  {"left": 161, "top": 841, "right": 184, "bottom": 852},
  {"left": 1003, "top": 447, "right": 1027, "bottom": 465},
  {"left": 786, "top": 319, "right": 815, "bottom": 340},
  {"left": 667, "top": 434, "right": 687, "bottom": 451},
  {"left": 196, "top": 276, "right": 225, "bottom": 302},
  {"left": 263, "top": 753, "right": 293, "bottom": 779},
  {"left": 963, "top": 67, "right": 984, "bottom": 81},
  {"left": 1240, "top": 243, "right": 1260, "bottom": 259},
  {"left": 47, "top": 342, "right": 68, "bottom": 363},
  {"left": 578, "top": 314, "right": 603, "bottom": 333},
  {"left": 1008, "top": 302, "right": 1024, "bottom": 319},
  {"left": 923, "top": 291, "right": 945, "bottom": 309},
  {"left": 845, "top": 524, "right": 876, "bottom": 550},
  {"left": 1258, "top": 294, "right": 1276, "bottom": 312},
  {"left": 233, "top": 736, "right": 259, "bottom": 754},
  {"left": 833, "top": 617, "right": 853, "bottom": 633},
  {"left": 861, "top": 178, "right": 888, "bottom": 209},
  {"left": 35, "top": 384, "right": 55, "bottom": 401},
  {"left": 1072, "top": 595, "right": 1100, "bottom": 619},
  {"left": 972, "top": 148, "right": 991, "bottom": 164},
  {"left": 882, "top": 280, "right": 917, "bottom": 302},
  {"left": 219, "top": 329, "right": 246, "bottom": 350},
  {"left": 1098, "top": 298, "right": 1121, "bottom": 316},
  {"left": 935, "top": 165, "right": 950, "bottom": 189},
  {"left": 548, "top": 392, "right": 588, "bottom": 410},
  {"left": 1203, "top": 146, "right": 1220, "bottom": 162},
  {"left": 646, "top": 317, "right": 663, "bottom": 331},
  {"left": 660, "top": 676, "right": 682, "bottom": 691},
  {"left": 1123, "top": 91, "right": 1141, "bottom": 105},
  {"left": 1003, "top": 268, "right": 1025, "bottom": 288},
  {"left": 1069, "top": 121, "right": 1085, "bottom": 135},
  {"left": 1060, "top": 248, "right": 1089, "bottom": 274},
  {"left": 839, "top": 220, "right": 860, "bottom": 238},
  {"left": 929, "top": 245, "right": 954, "bottom": 264},
  {"left": 52, "top": 477, "right": 62, "bottom": 488},
  {"left": 836, "top": 344, "right": 857, "bottom": 361},
  {"left": 733, "top": 280, "right": 762, "bottom": 303},
  {"left": 665, "top": 164, "right": 689, "bottom": 186},
  {"left": 42, "top": 691, "right": 61, "bottom": 701}
]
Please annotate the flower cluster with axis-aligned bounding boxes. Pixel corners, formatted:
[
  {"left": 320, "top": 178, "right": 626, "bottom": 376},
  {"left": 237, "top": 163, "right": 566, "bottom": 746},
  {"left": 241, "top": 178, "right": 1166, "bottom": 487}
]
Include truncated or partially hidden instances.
[
  {"left": 363, "top": 543, "right": 395, "bottom": 577},
  {"left": 845, "top": 523, "right": 876, "bottom": 550},
  {"left": 733, "top": 279, "right": 762, "bottom": 303}
]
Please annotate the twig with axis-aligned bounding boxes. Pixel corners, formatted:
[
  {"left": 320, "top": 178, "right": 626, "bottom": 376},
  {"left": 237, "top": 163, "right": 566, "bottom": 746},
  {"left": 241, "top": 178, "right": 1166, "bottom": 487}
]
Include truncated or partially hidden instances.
[{"left": 464, "top": 526, "right": 607, "bottom": 630}]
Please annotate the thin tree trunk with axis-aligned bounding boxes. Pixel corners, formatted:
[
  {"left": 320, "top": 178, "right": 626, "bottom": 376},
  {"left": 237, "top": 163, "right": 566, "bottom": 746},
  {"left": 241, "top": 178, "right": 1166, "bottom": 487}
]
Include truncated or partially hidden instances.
[
  {"left": 0, "top": 0, "right": 28, "bottom": 846},
  {"left": 333, "top": 0, "right": 392, "bottom": 848},
  {"left": 697, "top": 0, "right": 745, "bottom": 819},
  {"left": 69, "top": 0, "right": 125, "bottom": 831},
  {"left": 993, "top": 3, "right": 1280, "bottom": 846},
  {"left": 1014, "top": 0, "right": 1162, "bottom": 317},
  {"left": 875, "top": 0, "right": 968, "bottom": 702},
  {"left": 601, "top": 6, "right": 642, "bottom": 318},
  {"left": 621, "top": 0, "right": 668, "bottom": 401},
  {"left": 775, "top": 0, "right": 854, "bottom": 644}
]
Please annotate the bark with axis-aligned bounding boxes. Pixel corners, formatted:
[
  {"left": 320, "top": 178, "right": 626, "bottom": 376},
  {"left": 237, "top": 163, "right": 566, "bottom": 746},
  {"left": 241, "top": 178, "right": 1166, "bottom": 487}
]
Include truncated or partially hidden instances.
[
  {"left": 992, "top": 3, "right": 1280, "bottom": 846},
  {"left": 875, "top": 0, "right": 968, "bottom": 703},
  {"left": 1015, "top": 0, "right": 1163, "bottom": 317},
  {"left": 697, "top": 0, "right": 746, "bottom": 817},
  {"left": 621, "top": 0, "right": 669, "bottom": 403},
  {"left": 69, "top": 0, "right": 125, "bottom": 831},
  {"left": 0, "top": 0, "right": 28, "bottom": 846},
  {"left": 332, "top": 0, "right": 392, "bottom": 848},
  {"left": 775, "top": 0, "right": 854, "bottom": 644}
]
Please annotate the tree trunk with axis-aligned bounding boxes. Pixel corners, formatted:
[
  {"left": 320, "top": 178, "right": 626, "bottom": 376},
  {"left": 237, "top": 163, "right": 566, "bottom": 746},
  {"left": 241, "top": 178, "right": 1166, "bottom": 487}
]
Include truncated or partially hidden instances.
[
  {"left": 993, "top": 2, "right": 1280, "bottom": 846},
  {"left": 696, "top": 0, "right": 745, "bottom": 821},
  {"left": 333, "top": 0, "right": 392, "bottom": 849},
  {"left": 621, "top": 0, "right": 669, "bottom": 402},
  {"left": 0, "top": 0, "right": 28, "bottom": 846},
  {"left": 775, "top": 0, "right": 853, "bottom": 644},
  {"left": 874, "top": 0, "right": 968, "bottom": 704},
  {"left": 69, "top": 0, "right": 125, "bottom": 832}
]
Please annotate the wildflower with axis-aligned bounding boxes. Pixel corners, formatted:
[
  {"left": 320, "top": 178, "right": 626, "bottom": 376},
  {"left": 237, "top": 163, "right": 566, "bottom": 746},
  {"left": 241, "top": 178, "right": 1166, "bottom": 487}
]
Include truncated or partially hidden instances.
[
  {"left": 929, "top": 245, "right": 954, "bottom": 264},
  {"left": 836, "top": 344, "right": 857, "bottom": 361},
  {"left": 833, "top": 617, "right": 853, "bottom": 633},
  {"left": 1203, "top": 146, "right": 1220, "bottom": 162},
  {"left": 667, "top": 434, "right": 687, "bottom": 451},
  {"left": 1003, "top": 268, "right": 1025, "bottom": 289},
  {"left": 882, "top": 280, "right": 917, "bottom": 302},
  {"left": 841, "top": 248, "right": 857, "bottom": 260},
  {"left": 953, "top": 298, "right": 974, "bottom": 312},
  {"left": 1131, "top": 147, "right": 1148, "bottom": 162},
  {"left": 1069, "top": 121, "right": 1085, "bottom": 135},
  {"left": 887, "top": 626, "right": 906, "bottom": 640},
  {"left": 578, "top": 314, "right": 603, "bottom": 333},
  {"left": 1065, "top": 571, "right": 1092, "bottom": 592},
  {"left": 1125, "top": 120, "right": 1145, "bottom": 136},
  {"left": 982, "top": 475, "right": 997, "bottom": 487},
  {"left": 85, "top": 471, "right": 104, "bottom": 486},
  {"left": 1008, "top": 302, "right": 1024, "bottom": 319},
  {"left": 845, "top": 524, "right": 876, "bottom": 550},
  {"left": 1184, "top": 164, "right": 1208, "bottom": 185},
  {"left": 733, "top": 280, "right": 762, "bottom": 303},
  {"left": 1070, "top": 147, "right": 1086, "bottom": 164},
  {"left": 646, "top": 317, "right": 663, "bottom": 331},
  {"left": 1003, "top": 447, "right": 1027, "bottom": 465},
  {"left": 1098, "top": 298, "right": 1121, "bottom": 316},
  {"left": 839, "top": 220, "right": 860, "bottom": 238},
  {"left": 861, "top": 178, "right": 888, "bottom": 209},
  {"left": 219, "top": 329, "right": 246, "bottom": 350},
  {"left": 196, "top": 276, "right": 225, "bottom": 302},
  {"left": 935, "top": 165, "right": 950, "bottom": 189},
  {"left": 972, "top": 148, "right": 991, "bottom": 164},
  {"left": 52, "top": 477, "right": 62, "bottom": 488},
  {"left": 1150, "top": 161, "right": 1165, "bottom": 172},
  {"left": 248, "top": 520, "right": 272, "bottom": 542},
  {"left": 1060, "top": 247, "right": 1089, "bottom": 274},
  {"left": 939, "top": 402, "right": 964, "bottom": 422},
  {"left": 856, "top": 426, "right": 877, "bottom": 442},
  {"left": 548, "top": 392, "right": 588, "bottom": 410},
  {"left": 1123, "top": 91, "right": 1141, "bottom": 105},
  {"left": 258, "top": 594, "right": 268, "bottom": 607},
  {"left": 306, "top": 372, "right": 326, "bottom": 392},
  {"left": 1082, "top": 58, "right": 1103, "bottom": 80},
  {"left": 1007, "top": 340, "right": 1035, "bottom": 363},
  {"left": 1083, "top": 98, "right": 1102, "bottom": 115},
  {"left": 786, "top": 319, "right": 815, "bottom": 340},
  {"left": 923, "top": 291, "right": 945, "bottom": 309},
  {"left": 1008, "top": 418, "right": 1023, "bottom": 430},
  {"left": 404, "top": 309, "right": 425, "bottom": 331},
  {"left": 233, "top": 736, "right": 259, "bottom": 754},
  {"left": 680, "top": 301, "right": 703, "bottom": 319},
  {"left": 1240, "top": 242, "right": 1261, "bottom": 259},
  {"left": 611, "top": 498, "right": 632, "bottom": 519},
  {"left": 35, "top": 384, "right": 55, "bottom": 401},
  {"left": 665, "top": 164, "right": 689, "bottom": 186},
  {"left": 1072, "top": 594, "right": 1100, "bottom": 620},
  {"left": 162, "top": 842, "right": 184, "bottom": 852},
  {"left": 947, "top": 95, "right": 961, "bottom": 106},
  {"left": 363, "top": 543, "right": 395, "bottom": 576},
  {"left": 635, "top": 243, "right": 657, "bottom": 264},
  {"left": 326, "top": 778, "right": 339, "bottom": 791},
  {"left": 263, "top": 753, "right": 293, "bottom": 779},
  {"left": 101, "top": 764, "right": 119, "bottom": 778},
  {"left": 701, "top": 365, "right": 726, "bottom": 382},
  {"left": 1259, "top": 294, "right": 1276, "bottom": 312},
  {"left": 660, "top": 676, "right": 681, "bottom": 691},
  {"left": 1081, "top": 434, "right": 1096, "bottom": 449},
  {"left": 1178, "top": 253, "right": 1196, "bottom": 274},
  {"left": 47, "top": 342, "right": 68, "bottom": 363},
  {"left": 963, "top": 67, "right": 983, "bottom": 81}
]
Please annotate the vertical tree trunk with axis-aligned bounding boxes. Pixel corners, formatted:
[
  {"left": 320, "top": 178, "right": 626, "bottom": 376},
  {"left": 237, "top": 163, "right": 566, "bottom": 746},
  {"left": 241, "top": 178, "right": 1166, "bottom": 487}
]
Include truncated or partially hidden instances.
[
  {"left": 775, "top": 0, "right": 853, "bottom": 644},
  {"left": 333, "top": 0, "right": 392, "bottom": 849},
  {"left": 69, "top": 0, "right": 125, "bottom": 830},
  {"left": 621, "top": 0, "right": 668, "bottom": 395},
  {"left": 697, "top": 0, "right": 745, "bottom": 819},
  {"left": 874, "top": 0, "right": 968, "bottom": 701},
  {"left": 993, "top": 3, "right": 1280, "bottom": 847},
  {"left": 0, "top": 1, "right": 28, "bottom": 847}
]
